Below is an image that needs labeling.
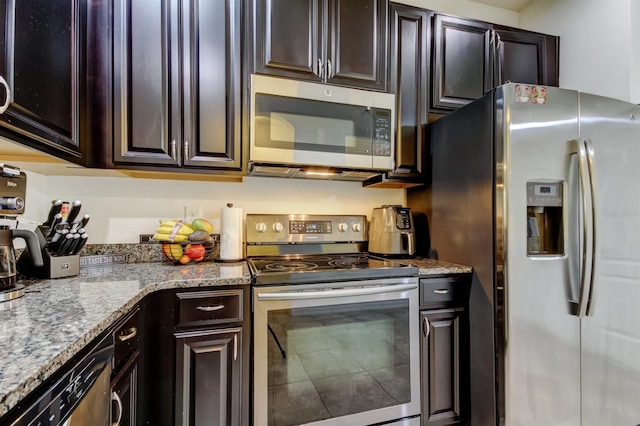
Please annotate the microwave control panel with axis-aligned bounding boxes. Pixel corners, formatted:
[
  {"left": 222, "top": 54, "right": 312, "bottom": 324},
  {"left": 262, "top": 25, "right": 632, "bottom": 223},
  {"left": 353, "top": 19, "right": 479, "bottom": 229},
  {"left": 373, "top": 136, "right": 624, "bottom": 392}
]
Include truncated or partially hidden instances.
[{"left": 372, "top": 109, "right": 391, "bottom": 157}]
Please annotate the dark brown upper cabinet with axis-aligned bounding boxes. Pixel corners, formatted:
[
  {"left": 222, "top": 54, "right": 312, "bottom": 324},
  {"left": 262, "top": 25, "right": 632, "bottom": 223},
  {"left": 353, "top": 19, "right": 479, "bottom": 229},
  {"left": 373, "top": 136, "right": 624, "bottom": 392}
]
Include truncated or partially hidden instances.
[
  {"left": 492, "top": 25, "right": 559, "bottom": 88},
  {"left": 431, "top": 13, "right": 559, "bottom": 112},
  {"left": 112, "top": 0, "right": 243, "bottom": 173},
  {"left": 365, "top": 3, "right": 428, "bottom": 188},
  {"left": 431, "top": 14, "right": 492, "bottom": 111},
  {"left": 0, "top": 0, "right": 108, "bottom": 166},
  {"left": 252, "top": 0, "right": 388, "bottom": 91}
]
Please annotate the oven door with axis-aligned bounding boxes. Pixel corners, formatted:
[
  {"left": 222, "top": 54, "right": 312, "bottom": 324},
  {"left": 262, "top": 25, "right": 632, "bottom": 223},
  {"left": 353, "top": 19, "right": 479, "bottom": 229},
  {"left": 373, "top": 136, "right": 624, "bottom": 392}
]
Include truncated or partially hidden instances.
[{"left": 253, "top": 277, "right": 420, "bottom": 426}]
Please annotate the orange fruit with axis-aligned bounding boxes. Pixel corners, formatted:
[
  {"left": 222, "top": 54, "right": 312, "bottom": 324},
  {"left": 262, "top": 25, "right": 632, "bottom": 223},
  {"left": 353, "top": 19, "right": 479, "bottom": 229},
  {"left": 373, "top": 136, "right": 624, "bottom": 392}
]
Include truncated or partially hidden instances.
[{"left": 179, "top": 254, "right": 191, "bottom": 264}]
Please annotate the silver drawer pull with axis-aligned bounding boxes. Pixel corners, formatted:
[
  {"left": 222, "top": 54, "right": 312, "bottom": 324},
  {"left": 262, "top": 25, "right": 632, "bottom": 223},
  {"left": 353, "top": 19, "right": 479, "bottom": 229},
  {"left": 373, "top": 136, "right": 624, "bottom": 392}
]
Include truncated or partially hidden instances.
[
  {"left": 196, "top": 304, "right": 225, "bottom": 312},
  {"left": 433, "top": 289, "right": 451, "bottom": 295},
  {"left": 117, "top": 327, "right": 137, "bottom": 342}
]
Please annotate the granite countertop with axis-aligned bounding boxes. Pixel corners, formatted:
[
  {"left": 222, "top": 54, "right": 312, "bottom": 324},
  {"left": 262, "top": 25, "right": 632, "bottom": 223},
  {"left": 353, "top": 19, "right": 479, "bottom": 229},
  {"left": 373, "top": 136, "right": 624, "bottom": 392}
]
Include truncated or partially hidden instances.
[
  {"left": 0, "top": 261, "right": 250, "bottom": 419},
  {"left": 404, "top": 257, "right": 472, "bottom": 276},
  {"left": 0, "top": 256, "right": 469, "bottom": 419}
]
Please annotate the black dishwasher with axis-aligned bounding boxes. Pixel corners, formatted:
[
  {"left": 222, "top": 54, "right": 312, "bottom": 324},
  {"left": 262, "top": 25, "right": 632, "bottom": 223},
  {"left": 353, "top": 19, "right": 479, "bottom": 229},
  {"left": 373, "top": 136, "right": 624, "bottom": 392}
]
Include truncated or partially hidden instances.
[{"left": 0, "top": 332, "right": 113, "bottom": 426}]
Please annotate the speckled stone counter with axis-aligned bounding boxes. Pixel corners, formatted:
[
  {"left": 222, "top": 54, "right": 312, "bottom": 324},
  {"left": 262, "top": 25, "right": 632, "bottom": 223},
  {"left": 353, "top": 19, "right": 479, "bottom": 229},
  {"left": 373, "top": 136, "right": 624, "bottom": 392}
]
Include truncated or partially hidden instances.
[
  {"left": 0, "top": 261, "right": 250, "bottom": 418},
  {"left": 402, "top": 257, "right": 472, "bottom": 276}
]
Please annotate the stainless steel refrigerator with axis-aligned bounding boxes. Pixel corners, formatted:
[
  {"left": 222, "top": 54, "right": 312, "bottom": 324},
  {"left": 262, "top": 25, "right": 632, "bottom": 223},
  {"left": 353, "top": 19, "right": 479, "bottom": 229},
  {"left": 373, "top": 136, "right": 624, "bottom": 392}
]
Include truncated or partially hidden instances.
[{"left": 408, "top": 83, "right": 640, "bottom": 425}]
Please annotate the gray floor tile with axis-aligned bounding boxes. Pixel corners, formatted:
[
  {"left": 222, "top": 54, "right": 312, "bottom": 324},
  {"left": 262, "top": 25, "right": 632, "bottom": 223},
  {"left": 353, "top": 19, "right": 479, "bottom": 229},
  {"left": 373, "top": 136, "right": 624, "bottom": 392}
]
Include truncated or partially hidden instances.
[
  {"left": 314, "top": 371, "right": 398, "bottom": 417},
  {"left": 369, "top": 364, "right": 412, "bottom": 403},
  {"left": 298, "top": 348, "right": 364, "bottom": 380},
  {"left": 268, "top": 381, "right": 331, "bottom": 426},
  {"left": 268, "top": 353, "right": 311, "bottom": 386},
  {"left": 345, "top": 339, "right": 410, "bottom": 370}
]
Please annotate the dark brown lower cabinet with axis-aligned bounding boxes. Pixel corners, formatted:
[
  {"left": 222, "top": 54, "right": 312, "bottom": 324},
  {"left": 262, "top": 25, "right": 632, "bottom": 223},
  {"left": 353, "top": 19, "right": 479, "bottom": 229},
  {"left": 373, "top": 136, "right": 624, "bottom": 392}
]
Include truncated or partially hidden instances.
[
  {"left": 419, "top": 276, "right": 470, "bottom": 426},
  {"left": 421, "top": 308, "right": 466, "bottom": 425},
  {"left": 174, "top": 328, "right": 243, "bottom": 426},
  {"left": 111, "top": 351, "right": 139, "bottom": 426}
]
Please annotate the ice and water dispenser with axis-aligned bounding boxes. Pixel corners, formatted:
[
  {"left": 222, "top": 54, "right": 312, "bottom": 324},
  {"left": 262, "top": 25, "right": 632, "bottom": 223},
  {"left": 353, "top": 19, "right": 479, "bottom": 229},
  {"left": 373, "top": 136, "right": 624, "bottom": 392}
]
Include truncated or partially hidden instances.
[{"left": 526, "top": 181, "right": 564, "bottom": 256}]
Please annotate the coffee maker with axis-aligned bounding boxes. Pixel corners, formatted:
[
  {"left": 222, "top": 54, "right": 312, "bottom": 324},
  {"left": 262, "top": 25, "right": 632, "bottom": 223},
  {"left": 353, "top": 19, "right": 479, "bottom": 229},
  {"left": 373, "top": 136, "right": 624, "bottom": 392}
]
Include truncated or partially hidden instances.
[{"left": 0, "top": 164, "right": 43, "bottom": 302}]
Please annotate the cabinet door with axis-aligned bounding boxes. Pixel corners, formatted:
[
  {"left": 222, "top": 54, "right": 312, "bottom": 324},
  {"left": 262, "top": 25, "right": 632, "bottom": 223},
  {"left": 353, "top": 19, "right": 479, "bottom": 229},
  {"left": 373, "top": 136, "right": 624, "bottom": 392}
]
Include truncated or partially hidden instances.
[
  {"left": 431, "top": 14, "right": 491, "bottom": 111},
  {"left": 113, "top": 0, "right": 181, "bottom": 166},
  {"left": 388, "top": 4, "right": 428, "bottom": 180},
  {"left": 493, "top": 27, "right": 559, "bottom": 88},
  {"left": 0, "top": 0, "right": 84, "bottom": 161},
  {"left": 175, "top": 328, "right": 243, "bottom": 426},
  {"left": 253, "top": 0, "right": 323, "bottom": 81},
  {"left": 111, "top": 351, "right": 139, "bottom": 426},
  {"left": 182, "top": 0, "right": 242, "bottom": 169},
  {"left": 326, "top": 0, "right": 387, "bottom": 90},
  {"left": 421, "top": 308, "right": 466, "bottom": 426}
]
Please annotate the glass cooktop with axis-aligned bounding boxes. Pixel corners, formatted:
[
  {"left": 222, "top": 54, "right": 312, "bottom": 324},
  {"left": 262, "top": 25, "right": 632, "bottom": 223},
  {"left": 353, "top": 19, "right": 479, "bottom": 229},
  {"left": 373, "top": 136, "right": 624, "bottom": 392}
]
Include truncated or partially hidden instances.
[{"left": 248, "top": 253, "right": 418, "bottom": 285}]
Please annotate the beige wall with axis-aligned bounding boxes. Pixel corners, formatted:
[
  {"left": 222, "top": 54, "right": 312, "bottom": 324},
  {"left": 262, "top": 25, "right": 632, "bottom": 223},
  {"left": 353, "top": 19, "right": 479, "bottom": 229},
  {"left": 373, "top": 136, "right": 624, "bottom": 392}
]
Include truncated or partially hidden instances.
[
  {"left": 520, "top": 0, "right": 635, "bottom": 102},
  {"left": 19, "top": 171, "right": 404, "bottom": 244}
]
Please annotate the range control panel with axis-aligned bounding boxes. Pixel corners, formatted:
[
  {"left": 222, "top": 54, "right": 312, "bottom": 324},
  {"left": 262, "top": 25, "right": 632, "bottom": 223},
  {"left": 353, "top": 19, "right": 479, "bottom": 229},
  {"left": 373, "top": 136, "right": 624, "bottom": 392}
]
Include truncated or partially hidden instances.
[{"left": 246, "top": 214, "right": 367, "bottom": 244}]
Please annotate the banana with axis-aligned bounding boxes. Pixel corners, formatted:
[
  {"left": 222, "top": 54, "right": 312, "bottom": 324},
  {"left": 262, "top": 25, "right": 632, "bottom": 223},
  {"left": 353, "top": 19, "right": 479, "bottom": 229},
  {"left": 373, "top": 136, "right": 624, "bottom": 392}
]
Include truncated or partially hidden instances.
[
  {"left": 155, "top": 226, "right": 194, "bottom": 236},
  {"left": 153, "top": 233, "right": 188, "bottom": 243},
  {"left": 159, "top": 220, "right": 193, "bottom": 231}
]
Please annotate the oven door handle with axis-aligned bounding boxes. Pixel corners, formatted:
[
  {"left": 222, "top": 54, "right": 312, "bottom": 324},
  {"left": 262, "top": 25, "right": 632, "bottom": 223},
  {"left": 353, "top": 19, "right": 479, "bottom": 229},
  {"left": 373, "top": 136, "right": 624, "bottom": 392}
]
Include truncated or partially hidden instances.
[{"left": 257, "top": 283, "right": 417, "bottom": 301}]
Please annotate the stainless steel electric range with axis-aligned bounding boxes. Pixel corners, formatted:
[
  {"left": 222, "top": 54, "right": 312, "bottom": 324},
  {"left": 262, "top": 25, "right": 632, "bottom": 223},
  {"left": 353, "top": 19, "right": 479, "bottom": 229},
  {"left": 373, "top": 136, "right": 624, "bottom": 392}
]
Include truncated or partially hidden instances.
[{"left": 247, "top": 214, "right": 420, "bottom": 426}]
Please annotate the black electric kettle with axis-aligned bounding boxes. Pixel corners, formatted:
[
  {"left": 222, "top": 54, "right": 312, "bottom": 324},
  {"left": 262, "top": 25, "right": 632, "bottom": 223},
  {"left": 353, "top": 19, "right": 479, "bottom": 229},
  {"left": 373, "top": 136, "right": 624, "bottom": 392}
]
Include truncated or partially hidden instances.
[{"left": 0, "top": 227, "right": 44, "bottom": 289}]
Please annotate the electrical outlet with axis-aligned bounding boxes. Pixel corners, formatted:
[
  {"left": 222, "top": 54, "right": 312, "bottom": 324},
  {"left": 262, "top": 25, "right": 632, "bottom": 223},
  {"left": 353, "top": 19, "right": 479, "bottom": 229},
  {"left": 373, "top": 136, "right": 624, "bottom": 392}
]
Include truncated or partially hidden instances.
[{"left": 184, "top": 205, "right": 201, "bottom": 221}]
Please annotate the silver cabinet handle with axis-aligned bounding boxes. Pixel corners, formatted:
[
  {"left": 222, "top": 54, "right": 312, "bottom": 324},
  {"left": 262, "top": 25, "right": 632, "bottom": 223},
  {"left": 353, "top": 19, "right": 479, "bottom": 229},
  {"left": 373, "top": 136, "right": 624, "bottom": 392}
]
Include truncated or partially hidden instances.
[
  {"left": 317, "top": 58, "right": 324, "bottom": 79},
  {"left": 196, "top": 304, "right": 225, "bottom": 312},
  {"left": 111, "top": 391, "right": 123, "bottom": 426},
  {"left": 233, "top": 334, "right": 238, "bottom": 361},
  {"left": 422, "top": 316, "right": 430, "bottom": 338},
  {"left": 117, "top": 327, "right": 137, "bottom": 342},
  {"left": 433, "top": 289, "right": 451, "bottom": 295},
  {"left": 183, "top": 139, "right": 189, "bottom": 160},
  {"left": 326, "top": 59, "right": 332, "bottom": 81},
  {"left": 0, "top": 75, "right": 10, "bottom": 114},
  {"left": 570, "top": 139, "right": 597, "bottom": 317},
  {"left": 170, "top": 139, "right": 177, "bottom": 161}
]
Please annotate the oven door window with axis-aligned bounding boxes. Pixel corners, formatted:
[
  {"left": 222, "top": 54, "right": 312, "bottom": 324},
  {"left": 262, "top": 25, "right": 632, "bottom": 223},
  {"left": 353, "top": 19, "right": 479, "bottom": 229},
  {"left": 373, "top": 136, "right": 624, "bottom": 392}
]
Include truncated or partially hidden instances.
[
  {"left": 254, "top": 93, "right": 373, "bottom": 155},
  {"left": 267, "top": 299, "right": 410, "bottom": 425}
]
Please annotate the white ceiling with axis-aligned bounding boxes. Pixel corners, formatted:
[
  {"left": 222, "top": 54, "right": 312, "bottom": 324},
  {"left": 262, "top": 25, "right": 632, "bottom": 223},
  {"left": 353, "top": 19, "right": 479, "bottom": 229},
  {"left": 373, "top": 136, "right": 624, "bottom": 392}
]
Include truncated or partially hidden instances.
[{"left": 471, "top": 0, "right": 534, "bottom": 12}]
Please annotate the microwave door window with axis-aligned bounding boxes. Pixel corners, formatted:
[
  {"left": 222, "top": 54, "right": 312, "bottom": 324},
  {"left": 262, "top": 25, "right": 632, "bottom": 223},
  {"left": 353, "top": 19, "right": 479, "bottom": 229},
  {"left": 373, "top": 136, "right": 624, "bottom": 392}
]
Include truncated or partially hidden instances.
[{"left": 254, "top": 94, "right": 373, "bottom": 155}]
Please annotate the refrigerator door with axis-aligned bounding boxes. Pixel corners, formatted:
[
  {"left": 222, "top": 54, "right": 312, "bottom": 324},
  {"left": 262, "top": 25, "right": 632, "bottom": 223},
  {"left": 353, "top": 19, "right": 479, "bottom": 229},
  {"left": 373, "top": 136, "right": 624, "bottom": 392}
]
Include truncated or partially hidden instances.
[
  {"left": 501, "top": 84, "right": 582, "bottom": 425},
  {"left": 578, "top": 93, "right": 640, "bottom": 426}
]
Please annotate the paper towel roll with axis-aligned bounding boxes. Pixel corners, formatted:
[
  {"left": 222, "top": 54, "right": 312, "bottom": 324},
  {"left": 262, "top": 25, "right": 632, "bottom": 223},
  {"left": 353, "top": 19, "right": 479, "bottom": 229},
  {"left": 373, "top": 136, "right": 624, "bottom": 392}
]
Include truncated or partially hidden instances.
[{"left": 219, "top": 203, "right": 243, "bottom": 261}]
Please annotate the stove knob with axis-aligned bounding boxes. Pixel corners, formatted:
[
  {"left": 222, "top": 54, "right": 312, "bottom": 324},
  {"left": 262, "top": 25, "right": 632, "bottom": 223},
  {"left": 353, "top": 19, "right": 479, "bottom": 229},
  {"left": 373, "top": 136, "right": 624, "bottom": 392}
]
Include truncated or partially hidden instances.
[
  {"left": 272, "top": 222, "right": 283, "bottom": 233},
  {"left": 255, "top": 222, "right": 267, "bottom": 233},
  {"left": 352, "top": 222, "right": 362, "bottom": 232},
  {"left": 337, "top": 222, "right": 348, "bottom": 232}
]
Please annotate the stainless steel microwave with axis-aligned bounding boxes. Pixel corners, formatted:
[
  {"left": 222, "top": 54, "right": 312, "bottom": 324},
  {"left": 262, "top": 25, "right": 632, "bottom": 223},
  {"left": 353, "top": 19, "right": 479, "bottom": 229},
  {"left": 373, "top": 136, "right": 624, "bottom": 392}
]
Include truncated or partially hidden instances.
[{"left": 249, "top": 74, "right": 396, "bottom": 181}]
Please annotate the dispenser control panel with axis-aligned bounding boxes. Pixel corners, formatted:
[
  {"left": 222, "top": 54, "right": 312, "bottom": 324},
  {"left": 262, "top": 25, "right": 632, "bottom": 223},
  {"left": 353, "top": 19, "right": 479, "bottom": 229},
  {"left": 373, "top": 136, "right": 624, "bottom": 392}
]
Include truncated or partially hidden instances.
[{"left": 527, "top": 181, "right": 563, "bottom": 207}]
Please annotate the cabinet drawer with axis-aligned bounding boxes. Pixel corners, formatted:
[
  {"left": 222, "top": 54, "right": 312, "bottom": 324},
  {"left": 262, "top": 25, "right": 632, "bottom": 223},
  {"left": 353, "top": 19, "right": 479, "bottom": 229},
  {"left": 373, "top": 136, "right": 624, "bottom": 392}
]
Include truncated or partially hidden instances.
[
  {"left": 176, "top": 289, "right": 243, "bottom": 328},
  {"left": 420, "top": 276, "right": 468, "bottom": 308},
  {"left": 113, "top": 306, "right": 141, "bottom": 374}
]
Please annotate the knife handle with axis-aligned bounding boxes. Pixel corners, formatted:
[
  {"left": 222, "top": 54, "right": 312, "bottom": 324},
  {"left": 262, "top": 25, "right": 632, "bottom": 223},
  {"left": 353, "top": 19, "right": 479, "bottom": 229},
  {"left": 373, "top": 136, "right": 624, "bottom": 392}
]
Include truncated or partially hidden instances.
[
  {"left": 57, "top": 233, "right": 75, "bottom": 255},
  {"left": 46, "top": 213, "right": 64, "bottom": 238},
  {"left": 65, "top": 200, "right": 82, "bottom": 223},
  {"left": 44, "top": 200, "right": 63, "bottom": 226},
  {"left": 70, "top": 233, "right": 88, "bottom": 255}
]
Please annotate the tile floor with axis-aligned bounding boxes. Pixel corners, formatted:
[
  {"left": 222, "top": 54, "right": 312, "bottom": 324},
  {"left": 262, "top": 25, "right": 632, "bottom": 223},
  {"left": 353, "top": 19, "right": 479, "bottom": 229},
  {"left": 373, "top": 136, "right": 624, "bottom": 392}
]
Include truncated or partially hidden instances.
[{"left": 266, "top": 301, "right": 411, "bottom": 426}]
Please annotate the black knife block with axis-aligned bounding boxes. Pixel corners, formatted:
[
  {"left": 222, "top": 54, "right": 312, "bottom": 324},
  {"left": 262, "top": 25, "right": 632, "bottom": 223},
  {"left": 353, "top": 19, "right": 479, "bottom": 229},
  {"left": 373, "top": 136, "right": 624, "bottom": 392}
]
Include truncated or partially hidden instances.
[{"left": 17, "top": 226, "right": 80, "bottom": 279}]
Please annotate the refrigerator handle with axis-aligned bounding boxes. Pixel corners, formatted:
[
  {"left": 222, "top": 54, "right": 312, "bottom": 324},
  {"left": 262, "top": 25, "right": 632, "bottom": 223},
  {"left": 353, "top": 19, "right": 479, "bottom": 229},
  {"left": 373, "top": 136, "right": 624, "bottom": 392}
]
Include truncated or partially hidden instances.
[
  {"left": 583, "top": 139, "right": 597, "bottom": 316},
  {"left": 495, "top": 32, "right": 504, "bottom": 85},
  {"left": 569, "top": 139, "right": 596, "bottom": 317}
]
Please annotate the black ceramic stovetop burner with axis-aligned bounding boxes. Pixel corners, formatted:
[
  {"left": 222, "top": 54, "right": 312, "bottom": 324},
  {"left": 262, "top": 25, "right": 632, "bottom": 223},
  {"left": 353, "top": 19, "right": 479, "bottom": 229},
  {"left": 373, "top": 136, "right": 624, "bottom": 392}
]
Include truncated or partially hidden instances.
[{"left": 248, "top": 253, "right": 417, "bottom": 285}]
